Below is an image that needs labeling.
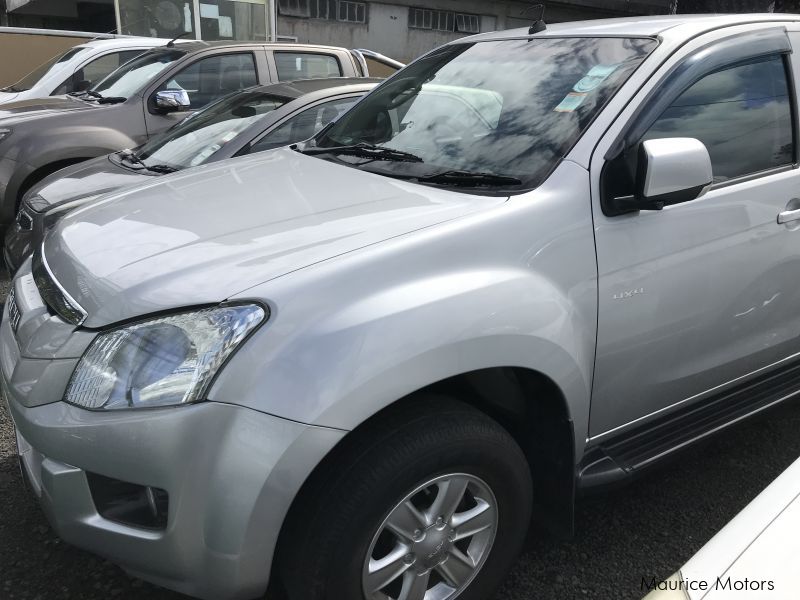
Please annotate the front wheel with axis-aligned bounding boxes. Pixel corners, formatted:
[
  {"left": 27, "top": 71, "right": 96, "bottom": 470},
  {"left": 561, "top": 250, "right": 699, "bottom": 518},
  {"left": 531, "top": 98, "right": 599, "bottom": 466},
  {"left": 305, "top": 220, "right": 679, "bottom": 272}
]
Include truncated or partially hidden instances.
[{"left": 279, "top": 396, "right": 533, "bottom": 600}]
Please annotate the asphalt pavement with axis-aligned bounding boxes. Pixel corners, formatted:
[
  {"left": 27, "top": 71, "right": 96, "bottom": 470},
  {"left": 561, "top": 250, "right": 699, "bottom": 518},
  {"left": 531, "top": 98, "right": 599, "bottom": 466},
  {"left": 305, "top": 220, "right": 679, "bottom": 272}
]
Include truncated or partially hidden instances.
[{"left": 2, "top": 270, "right": 800, "bottom": 600}]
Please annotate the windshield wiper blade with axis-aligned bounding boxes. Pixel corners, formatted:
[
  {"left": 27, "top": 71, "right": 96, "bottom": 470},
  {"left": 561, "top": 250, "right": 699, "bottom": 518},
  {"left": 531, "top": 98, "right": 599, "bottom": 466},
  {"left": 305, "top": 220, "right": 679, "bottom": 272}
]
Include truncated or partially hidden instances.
[
  {"left": 84, "top": 90, "right": 126, "bottom": 104},
  {"left": 145, "top": 164, "right": 179, "bottom": 174},
  {"left": 414, "top": 170, "right": 522, "bottom": 188},
  {"left": 300, "top": 143, "right": 424, "bottom": 163},
  {"left": 119, "top": 149, "right": 148, "bottom": 169},
  {"left": 119, "top": 150, "right": 177, "bottom": 174}
]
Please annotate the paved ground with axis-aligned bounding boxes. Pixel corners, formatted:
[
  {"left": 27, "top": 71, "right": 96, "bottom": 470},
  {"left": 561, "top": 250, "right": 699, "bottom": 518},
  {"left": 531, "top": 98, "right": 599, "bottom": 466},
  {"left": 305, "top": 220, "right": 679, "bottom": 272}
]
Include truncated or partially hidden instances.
[{"left": 2, "top": 270, "right": 800, "bottom": 599}]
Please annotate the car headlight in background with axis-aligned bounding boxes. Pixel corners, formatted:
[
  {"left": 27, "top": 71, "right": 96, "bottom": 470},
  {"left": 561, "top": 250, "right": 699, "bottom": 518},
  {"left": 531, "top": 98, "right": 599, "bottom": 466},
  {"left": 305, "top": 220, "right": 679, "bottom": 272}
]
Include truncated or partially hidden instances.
[
  {"left": 0, "top": 128, "right": 11, "bottom": 143},
  {"left": 64, "top": 304, "right": 266, "bottom": 410},
  {"left": 23, "top": 195, "right": 51, "bottom": 214}
]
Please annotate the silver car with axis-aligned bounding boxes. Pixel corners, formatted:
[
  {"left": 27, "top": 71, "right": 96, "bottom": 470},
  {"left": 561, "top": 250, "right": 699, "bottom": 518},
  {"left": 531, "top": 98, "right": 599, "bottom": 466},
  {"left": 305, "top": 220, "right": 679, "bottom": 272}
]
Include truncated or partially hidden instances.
[{"left": 4, "top": 12, "right": 800, "bottom": 600}]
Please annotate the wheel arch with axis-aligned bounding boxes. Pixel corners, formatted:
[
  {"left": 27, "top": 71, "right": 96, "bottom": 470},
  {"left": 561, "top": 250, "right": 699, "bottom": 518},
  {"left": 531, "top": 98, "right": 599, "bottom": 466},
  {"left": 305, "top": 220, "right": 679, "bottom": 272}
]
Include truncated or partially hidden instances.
[
  {"left": 16, "top": 157, "right": 92, "bottom": 205},
  {"left": 268, "top": 365, "right": 577, "bottom": 596}
]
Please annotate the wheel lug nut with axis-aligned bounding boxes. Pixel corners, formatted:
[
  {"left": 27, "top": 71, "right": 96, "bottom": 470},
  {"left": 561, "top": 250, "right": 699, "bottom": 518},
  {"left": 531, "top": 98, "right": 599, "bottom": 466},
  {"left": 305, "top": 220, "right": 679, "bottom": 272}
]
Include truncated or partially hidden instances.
[
  {"left": 412, "top": 530, "right": 423, "bottom": 541},
  {"left": 404, "top": 553, "right": 416, "bottom": 565}
]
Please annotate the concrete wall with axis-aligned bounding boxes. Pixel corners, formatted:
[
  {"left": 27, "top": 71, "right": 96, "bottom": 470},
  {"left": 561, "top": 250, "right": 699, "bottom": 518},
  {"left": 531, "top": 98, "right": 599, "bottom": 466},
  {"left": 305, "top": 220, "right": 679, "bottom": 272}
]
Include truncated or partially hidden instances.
[{"left": 277, "top": 0, "right": 672, "bottom": 62}]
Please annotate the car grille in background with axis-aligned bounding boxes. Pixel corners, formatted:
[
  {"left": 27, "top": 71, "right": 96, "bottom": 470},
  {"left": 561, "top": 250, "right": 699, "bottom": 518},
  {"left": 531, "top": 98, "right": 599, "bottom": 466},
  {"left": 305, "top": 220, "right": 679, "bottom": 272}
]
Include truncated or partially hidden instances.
[
  {"left": 16, "top": 210, "right": 32, "bottom": 231},
  {"left": 6, "top": 288, "right": 20, "bottom": 333},
  {"left": 32, "top": 248, "right": 87, "bottom": 326}
]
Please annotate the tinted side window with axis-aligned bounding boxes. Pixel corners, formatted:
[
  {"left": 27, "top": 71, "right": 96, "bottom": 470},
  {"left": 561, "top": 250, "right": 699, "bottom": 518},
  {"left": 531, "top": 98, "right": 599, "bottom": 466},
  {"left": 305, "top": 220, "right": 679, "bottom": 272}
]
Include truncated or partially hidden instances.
[
  {"left": 53, "top": 50, "right": 144, "bottom": 95},
  {"left": 249, "top": 96, "right": 359, "bottom": 153},
  {"left": 159, "top": 53, "right": 258, "bottom": 110},
  {"left": 81, "top": 50, "right": 143, "bottom": 87},
  {"left": 645, "top": 56, "right": 793, "bottom": 183},
  {"left": 274, "top": 52, "right": 342, "bottom": 80}
]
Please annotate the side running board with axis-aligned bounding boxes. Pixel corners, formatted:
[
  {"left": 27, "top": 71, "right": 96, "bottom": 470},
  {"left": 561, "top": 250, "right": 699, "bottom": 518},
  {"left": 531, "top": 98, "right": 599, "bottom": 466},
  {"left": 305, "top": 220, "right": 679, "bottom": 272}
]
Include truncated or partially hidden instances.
[{"left": 578, "top": 359, "right": 800, "bottom": 494}]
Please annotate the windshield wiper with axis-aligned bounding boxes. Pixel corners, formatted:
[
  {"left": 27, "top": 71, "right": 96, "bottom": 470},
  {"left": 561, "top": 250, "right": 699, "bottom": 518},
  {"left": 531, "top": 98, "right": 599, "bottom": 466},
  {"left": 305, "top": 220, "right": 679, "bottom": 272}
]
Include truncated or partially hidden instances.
[
  {"left": 119, "top": 150, "right": 177, "bottom": 174},
  {"left": 300, "top": 142, "right": 424, "bottom": 163},
  {"left": 413, "top": 170, "right": 522, "bottom": 188},
  {"left": 145, "top": 164, "right": 179, "bottom": 174},
  {"left": 84, "top": 90, "right": 126, "bottom": 104},
  {"left": 119, "top": 149, "right": 147, "bottom": 169}
]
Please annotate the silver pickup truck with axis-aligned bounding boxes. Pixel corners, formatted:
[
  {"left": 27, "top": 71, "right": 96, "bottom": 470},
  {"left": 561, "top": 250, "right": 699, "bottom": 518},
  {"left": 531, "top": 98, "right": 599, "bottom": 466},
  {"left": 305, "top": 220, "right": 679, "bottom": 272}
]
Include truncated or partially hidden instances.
[{"left": 4, "top": 12, "right": 800, "bottom": 600}]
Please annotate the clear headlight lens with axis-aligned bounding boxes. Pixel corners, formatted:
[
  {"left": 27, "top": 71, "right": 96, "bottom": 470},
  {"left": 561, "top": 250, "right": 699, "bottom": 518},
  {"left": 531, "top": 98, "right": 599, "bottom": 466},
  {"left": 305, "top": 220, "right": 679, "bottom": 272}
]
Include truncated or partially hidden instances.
[
  {"left": 64, "top": 304, "right": 266, "bottom": 410},
  {"left": 23, "top": 195, "right": 50, "bottom": 213}
]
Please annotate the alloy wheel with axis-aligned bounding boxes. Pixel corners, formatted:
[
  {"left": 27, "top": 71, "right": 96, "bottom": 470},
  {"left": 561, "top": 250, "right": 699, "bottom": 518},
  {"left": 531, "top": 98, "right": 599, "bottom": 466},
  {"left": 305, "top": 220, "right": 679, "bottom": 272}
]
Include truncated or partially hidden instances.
[{"left": 362, "top": 473, "right": 498, "bottom": 600}]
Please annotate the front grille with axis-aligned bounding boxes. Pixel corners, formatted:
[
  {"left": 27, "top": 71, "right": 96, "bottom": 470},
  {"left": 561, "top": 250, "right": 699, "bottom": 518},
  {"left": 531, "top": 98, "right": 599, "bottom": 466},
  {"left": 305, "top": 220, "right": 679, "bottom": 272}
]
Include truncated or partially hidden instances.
[
  {"left": 16, "top": 210, "right": 32, "bottom": 231},
  {"left": 31, "top": 248, "right": 87, "bottom": 326},
  {"left": 6, "top": 288, "right": 20, "bottom": 333}
]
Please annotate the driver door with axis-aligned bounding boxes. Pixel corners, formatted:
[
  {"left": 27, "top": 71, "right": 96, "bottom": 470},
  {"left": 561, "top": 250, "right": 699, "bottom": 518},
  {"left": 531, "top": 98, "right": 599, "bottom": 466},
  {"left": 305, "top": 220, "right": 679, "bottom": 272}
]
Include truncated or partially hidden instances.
[{"left": 590, "top": 30, "right": 800, "bottom": 441}]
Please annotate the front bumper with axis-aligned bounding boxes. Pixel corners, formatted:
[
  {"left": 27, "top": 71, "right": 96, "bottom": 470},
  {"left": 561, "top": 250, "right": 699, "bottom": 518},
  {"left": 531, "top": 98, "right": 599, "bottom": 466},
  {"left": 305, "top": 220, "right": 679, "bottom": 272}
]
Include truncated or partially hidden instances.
[{"left": 2, "top": 270, "right": 346, "bottom": 600}]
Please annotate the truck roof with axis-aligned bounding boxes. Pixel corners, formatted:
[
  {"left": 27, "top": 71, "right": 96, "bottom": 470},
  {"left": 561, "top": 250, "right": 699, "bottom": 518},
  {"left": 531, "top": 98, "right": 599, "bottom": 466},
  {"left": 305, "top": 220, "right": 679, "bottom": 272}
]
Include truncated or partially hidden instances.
[
  {"left": 463, "top": 13, "right": 800, "bottom": 43},
  {"left": 149, "top": 40, "right": 362, "bottom": 54}
]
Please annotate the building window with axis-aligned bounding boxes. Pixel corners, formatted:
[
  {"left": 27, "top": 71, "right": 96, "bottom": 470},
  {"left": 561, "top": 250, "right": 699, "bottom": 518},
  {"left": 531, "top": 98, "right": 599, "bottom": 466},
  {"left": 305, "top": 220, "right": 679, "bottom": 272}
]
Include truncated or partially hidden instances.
[
  {"left": 278, "top": 0, "right": 310, "bottom": 18},
  {"left": 310, "top": 0, "right": 332, "bottom": 19},
  {"left": 409, "top": 7, "right": 479, "bottom": 33},
  {"left": 338, "top": 0, "right": 366, "bottom": 23},
  {"left": 433, "top": 11, "right": 454, "bottom": 32},
  {"left": 456, "top": 13, "right": 480, "bottom": 33},
  {"left": 409, "top": 7, "right": 432, "bottom": 29}
]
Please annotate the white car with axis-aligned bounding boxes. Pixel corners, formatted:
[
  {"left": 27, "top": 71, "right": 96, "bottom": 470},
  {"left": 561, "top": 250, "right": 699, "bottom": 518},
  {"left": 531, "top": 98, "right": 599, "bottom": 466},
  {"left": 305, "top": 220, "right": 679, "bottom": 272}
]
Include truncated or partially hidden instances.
[
  {"left": 0, "top": 37, "right": 171, "bottom": 104},
  {"left": 645, "top": 456, "right": 800, "bottom": 599}
]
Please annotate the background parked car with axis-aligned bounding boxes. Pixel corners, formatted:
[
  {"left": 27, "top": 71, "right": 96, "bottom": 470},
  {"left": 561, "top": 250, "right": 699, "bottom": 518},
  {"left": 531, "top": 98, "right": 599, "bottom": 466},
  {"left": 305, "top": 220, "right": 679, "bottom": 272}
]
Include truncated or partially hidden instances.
[
  {"left": 0, "top": 37, "right": 173, "bottom": 105},
  {"left": 0, "top": 41, "right": 397, "bottom": 236},
  {"left": 4, "top": 77, "right": 380, "bottom": 272},
  {"left": 0, "top": 26, "right": 126, "bottom": 89},
  {"left": 644, "top": 454, "right": 800, "bottom": 599}
]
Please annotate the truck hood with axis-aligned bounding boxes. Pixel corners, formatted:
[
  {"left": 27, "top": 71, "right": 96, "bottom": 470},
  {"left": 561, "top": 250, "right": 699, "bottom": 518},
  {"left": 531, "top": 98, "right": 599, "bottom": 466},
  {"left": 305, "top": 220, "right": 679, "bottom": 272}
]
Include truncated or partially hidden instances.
[
  {"left": 29, "top": 154, "right": 151, "bottom": 209},
  {"left": 0, "top": 91, "right": 19, "bottom": 104},
  {"left": 0, "top": 95, "right": 99, "bottom": 125},
  {"left": 45, "top": 148, "right": 506, "bottom": 327}
]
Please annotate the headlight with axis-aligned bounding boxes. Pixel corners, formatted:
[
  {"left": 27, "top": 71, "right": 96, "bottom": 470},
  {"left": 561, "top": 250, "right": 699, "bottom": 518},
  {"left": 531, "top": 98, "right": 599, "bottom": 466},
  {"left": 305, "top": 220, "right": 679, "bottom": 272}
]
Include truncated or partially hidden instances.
[
  {"left": 0, "top": 128, "right": 11, "bottom": 143},
  {"left": 23, "top": 195, "right": 50, "bottom": 213},
  {"left": 64, "top": 304, "right": 266, "bottom": 410}
]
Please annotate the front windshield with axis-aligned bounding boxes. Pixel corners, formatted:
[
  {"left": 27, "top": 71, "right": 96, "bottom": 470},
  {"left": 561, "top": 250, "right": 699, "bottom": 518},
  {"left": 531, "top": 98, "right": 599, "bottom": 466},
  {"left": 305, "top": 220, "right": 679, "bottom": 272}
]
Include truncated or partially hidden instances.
[
  {"left": 135, "top": 90, "right": 290, "bottom": 169},
  {"left": 313, "top": 37, "right": 657, "bottom": 192},
  {"left": 92, "top": 49, "right": 184, "bottom": 99},
  {"left": 5, "top": 47, "right": 86, "bottom": 92}
]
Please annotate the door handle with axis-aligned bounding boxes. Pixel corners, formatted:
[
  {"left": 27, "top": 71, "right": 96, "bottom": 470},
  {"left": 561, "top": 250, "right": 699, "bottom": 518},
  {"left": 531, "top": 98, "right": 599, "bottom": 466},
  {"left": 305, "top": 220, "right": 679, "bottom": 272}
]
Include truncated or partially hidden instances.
[{"left": 778, "top": 208, "right": 800, "bottom": 224}]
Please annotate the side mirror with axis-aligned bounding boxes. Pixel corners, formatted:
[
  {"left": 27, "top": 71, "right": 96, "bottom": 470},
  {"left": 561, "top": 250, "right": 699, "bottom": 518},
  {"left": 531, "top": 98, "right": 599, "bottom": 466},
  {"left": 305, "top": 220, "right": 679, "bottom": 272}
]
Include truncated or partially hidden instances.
[
  {"left": 635, "top": 137, "right": 712, "bottom": 210},
  {"left": 154, "top": 90, "right": 191, "bottom": 113},
  {"left": 605, "top": 138, "right": 713, "bottom": 215}
]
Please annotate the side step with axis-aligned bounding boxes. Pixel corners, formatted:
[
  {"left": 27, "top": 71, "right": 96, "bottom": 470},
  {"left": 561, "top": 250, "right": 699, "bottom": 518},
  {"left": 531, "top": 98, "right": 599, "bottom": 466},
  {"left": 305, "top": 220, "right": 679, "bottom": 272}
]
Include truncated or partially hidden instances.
[{"left": 578, "top": 359, "right": 800, "bottom": 494}]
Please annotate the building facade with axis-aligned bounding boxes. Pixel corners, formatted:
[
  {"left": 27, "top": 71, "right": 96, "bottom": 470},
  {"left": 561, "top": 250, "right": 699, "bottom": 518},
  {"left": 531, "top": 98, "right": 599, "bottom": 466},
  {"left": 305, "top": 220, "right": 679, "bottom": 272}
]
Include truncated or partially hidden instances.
[
  {"left": 275, "top": 0, "right": 673, "bottom": 62},
  {"left": 2, "top": 0, "right": 673, "bottom": 62}
]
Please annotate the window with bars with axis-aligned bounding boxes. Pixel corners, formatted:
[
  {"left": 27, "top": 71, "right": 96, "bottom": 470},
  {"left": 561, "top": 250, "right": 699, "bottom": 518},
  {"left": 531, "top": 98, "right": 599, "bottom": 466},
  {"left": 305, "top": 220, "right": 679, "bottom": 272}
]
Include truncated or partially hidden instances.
[
  {"left": 409, "top": 8, "right": 433, "bottom": 29},
  {"left": 409, "top": 7, "right": 478, "bottom": 33},
  {"left": 456, "top": 13, "right": 480, "bottom": 33},
  {"left": 338, "top": 0, "right": 366, "bottom": 23},
  {"left": 310, "top": 0, "right": 331, "bottom": 19},
  {"left": 433, "top": 11, "right": 454, "bottom": 32},
  {"left": 277, "top": 0, "right": 310, "bottom": 18}
]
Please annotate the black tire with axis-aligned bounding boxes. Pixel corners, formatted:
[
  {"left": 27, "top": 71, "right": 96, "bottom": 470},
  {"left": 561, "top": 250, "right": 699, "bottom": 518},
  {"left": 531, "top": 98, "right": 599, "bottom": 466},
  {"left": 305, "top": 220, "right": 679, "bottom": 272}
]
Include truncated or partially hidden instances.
[{"left": 279, "top": 395, "right": 533, "bottom": 600}]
